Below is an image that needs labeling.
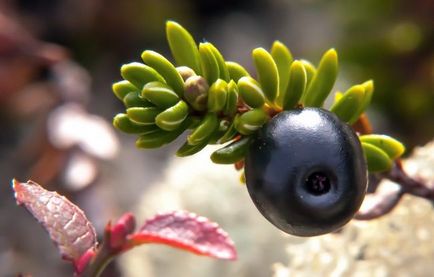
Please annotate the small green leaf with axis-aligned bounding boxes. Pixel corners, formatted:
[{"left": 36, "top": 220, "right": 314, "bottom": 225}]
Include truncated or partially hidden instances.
[
  {"left": 252, "top": 47, "right": 279, "bottom": 103},
  {"left": 237, "top": 76, "right": 265, "bottom": 108},
  {"left": 282, "top": 60, "right": 307, "bottom": 110},
  {"left": 300, "top": 60, "right": 316, "bottom": 88},
  {"left": 136, "top": 118, "right": 190, "bottom": 148},
  {"left": 135, "top": 129, "right": 173, "bottom": 149},
  {"left": 184, "top": 75, "right": 209, "bottom": 111},
  {"left": 155, "top": 100, "right": 189, "bottom": 131},
  {"left": 224, "top": 80, "right": 239, "bottom": 116},
  {"left": 207, "top": 79, "right": 228, "bottom": 112},
  {"left": 330, "top": 84, "right": 365, "bottom": 124},
  {"left": 211, "top": 137, "right": 251, "bottom": 164},
  {"left": 142, "top": 81, "right": 179, "bottom": 109},
  {"left": 362, "top": 79, "right": 374, "bottom": 95},
  {"left": 302, "top": 49, "right": 338, "bottom": 107},
  {"left": 120, "top": 62, "right": 165, "bottom": 90},
  {"left": 208, "top": 119, "right": 230, "bottom": 144},
  {"left": 362, "top": 142, "right": 393, "bottom": 172},
  {"left": 349, "top": 80, "right": 375, "bottom": 123},
  {"left": 240, "top": 170, "right": 246, "bottom": 184},
  {"left": 271, "top": 41, "right": 293, "bottom": 106},
  {"left": 360, "top": 79, "right": 374, "bottom": 110},
  {"left": 141, "top": 50, "right": 185, "bottom": 97},
  {"left": 199, "top": 43, "right": 220, "bottom": 84},
  {"left": 166, "top": 21, "right": 202, "bottom": 75},
  {"left": 123, "top": 91, "right": 153, "bottom": 108},
  {"left": 226, "top": 61, "right": 250, "bottom": 82},
  {"left": 188, "top": 113, "right": 219, "bottom": 145},
  {"left": 360, "top": 134, "right": 405, "bottom": 159},
  {"left": 235, "top": 109, "right": 268, "bottom": 135},
  {"left": 219, "top": 117, "right": 239, "bottom": 144},
  {"left": 126, "top": 107, "right": 160, "bottom": 125},
  {"left": 113, "top": 113, "right": 160, "bottom": 134},
  {"left": 206, "top": 42, "right": 230, "bottom": 82},
  {"left": 333, "top": 91, "right": 343, "bottom": 104},
  {"left": 112, "top": 80, "right": 137, "bottom": 101},
  {"left": 361, "top": 80, "right": 374, "bottom": 110},
  {"left": 176, "top": 140, "right": 208, "bottom": 157},
  {"left": 187, "top": 116, "right": 202, "bottom": 130}
]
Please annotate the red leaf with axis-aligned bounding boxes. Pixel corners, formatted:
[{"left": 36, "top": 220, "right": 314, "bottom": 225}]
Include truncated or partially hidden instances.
[
  {"left": 127, "top": 211, "right": 237, "bottom": 260},
  {"left": 74, "top": 248, "right": 96, "bottom": 274},
  {"left": 12, "top": 179, "right": 97, "bottom": 262},
  {"left": 109, "top": 213, "right": 136, "bottom": 249}
]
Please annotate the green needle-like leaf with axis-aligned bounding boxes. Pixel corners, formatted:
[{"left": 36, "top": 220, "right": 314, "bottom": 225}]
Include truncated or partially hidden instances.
[
  {"left": 120, "top": 62, "right": 166, "bottom": 90},
  {"left": 187, "top": 113, "right": 219, "bottom": 145},
  {"left": 126, "top": 107, "right": 160, "bottom": 125},
  {"left": 360, "top": 134, "right": 405, "bottom": 159},
  {"left": 282, "top": 60, "right": 307, "bottom": 110},
  {"left": 252, "top": 47, "right": 279, "bottom": 103},
  {"left": 361, "top": 80, "right": 374, "bottom": 111},
  {"left": 141, "top": 50, "right": 185, "bottom": 97},
  {"left": 112, "top": 80, "right": 137, "bottom": 101},
  {"left": 349, "top": 80, "right": 375, "bottom": 123},
  {"left": 330, "top": 84, "right": 365, "bottom": 124},
  {"left": 136, "top": 118, "right": 191, "bottom": 148},
  {"left": 206, "top": 42, "right": 230, "bottom": 82},
  {"left": 300, "top": 60, "right": 316, "bottom": 89},
  {"left": 211, "top": 137, "right": 251, "bottom": 164},
  {"left": 135, "top": 130, "right": 174, "bottom": 149},
  {"left": 362, "top": 79, "right": 374, "bottom": 95},
  {"left": 333, "top": 91, "right": 343, "bottom": 104},
  {"left": 142, "top": 81, "right": 180, "bottom": 109},
  {"left": 224, "top": 80, "right": 239, "bottom": 116},
  {"left": 219, "top": 117, "right": 239, "bottom": 144},
  {"left": 176, "top": 140, "right": 209, "bottom": 157},
  {"left": 155, "top": 100, "right": 189, "bottom": 131},
  {"left": 302, "top": 49, "right": 338, "bottom": 107},
  {"left": 123, "top": 91, "right": 153, "bottom": 108},
  {"left": 271, "top": 41, "right": 293, "bottom": 106},
  {"left": 166, "top": 21, "right": 202, "bottom": 75},
  {"left": 208, "top": 119, "right": 230, "bottom": 144},
  {"left": 234, "top": 108, "right": 268, "bottom": 135},
  {"left": 226, "top": 61, "right": 250, "bottom": 82},
  {"left": 238, "top": 76, "right": 266, "bottom": 108},
  {"left": 362, "top": 142, "right": 393, "bottom": 172},
  {"left": 113, "top": 113, "right": 160, "bottom": 134},
  {"left": 207, "top": 79, "right": 228, "bottom": 112},
  {"left": 199, "top": 43, "right": 220, "bottom": 84}
]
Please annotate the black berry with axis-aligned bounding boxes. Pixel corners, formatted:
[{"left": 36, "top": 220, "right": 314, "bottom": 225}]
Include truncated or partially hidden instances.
[{"left": 245, "top": 108, "right": 367, "bottom": 236}]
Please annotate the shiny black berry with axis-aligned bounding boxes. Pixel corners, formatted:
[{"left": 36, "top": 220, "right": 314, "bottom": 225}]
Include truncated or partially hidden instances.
[{"left": 245, "top": 108, "right": 367, "bottom": 236}]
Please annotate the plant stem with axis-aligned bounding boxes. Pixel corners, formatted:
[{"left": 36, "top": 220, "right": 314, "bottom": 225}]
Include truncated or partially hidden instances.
[
  {"left": 81, "top": 247, "right": 115, "bottom": 277},
  {"left": 80, "top": 224, "right": 119, "bottom": 277},
  {"left": 355, "top": 160, "right": 434, "bottom": 220}
]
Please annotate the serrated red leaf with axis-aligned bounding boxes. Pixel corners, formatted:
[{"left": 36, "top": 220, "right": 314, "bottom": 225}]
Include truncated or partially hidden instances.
[
  {"left": 127, "top": 211, "right": 237, "bottom": 260},
  {"left": 12, "top": 179, "right": 97, "bottom": 262}
]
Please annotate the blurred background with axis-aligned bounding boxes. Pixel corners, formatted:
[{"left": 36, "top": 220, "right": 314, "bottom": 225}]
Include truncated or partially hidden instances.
[{"left": 0, "top": 0, "right": 433, "bottom": 276}]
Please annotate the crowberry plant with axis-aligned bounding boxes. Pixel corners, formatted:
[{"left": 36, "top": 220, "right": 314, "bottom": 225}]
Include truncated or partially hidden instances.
[{"left": 112, "top": 21, "right": 405, "bottom": 236}]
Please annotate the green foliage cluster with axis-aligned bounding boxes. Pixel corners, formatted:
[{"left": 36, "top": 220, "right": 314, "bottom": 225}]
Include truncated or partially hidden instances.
[{"left": 112, "top": 21, "right": 404, "bottom": 173}]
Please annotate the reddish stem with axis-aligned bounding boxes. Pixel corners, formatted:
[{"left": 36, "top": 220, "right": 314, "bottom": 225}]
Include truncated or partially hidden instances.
[{"left": 355, "top": 160, "right": 434, "bottom": 220}]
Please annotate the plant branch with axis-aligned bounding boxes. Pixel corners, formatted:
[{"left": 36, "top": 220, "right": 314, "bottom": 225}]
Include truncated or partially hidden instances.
[
  {"left": 382, "top": 160, "right": 434, "bottom": 199},
  {"left": 80, "top": 223, "right": 118, "bottom": 277},
  {"left": 355, "top": 159, "right": 434, "bottom": 220}
]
